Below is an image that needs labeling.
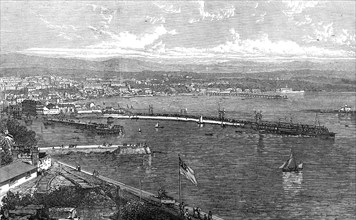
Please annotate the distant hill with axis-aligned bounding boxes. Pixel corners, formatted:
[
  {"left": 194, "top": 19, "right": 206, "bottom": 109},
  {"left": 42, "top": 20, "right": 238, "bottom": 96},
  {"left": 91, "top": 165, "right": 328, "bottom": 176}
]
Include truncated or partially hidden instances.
[{"left": 0, "top": 53, "right": 355, "bottom": 79}]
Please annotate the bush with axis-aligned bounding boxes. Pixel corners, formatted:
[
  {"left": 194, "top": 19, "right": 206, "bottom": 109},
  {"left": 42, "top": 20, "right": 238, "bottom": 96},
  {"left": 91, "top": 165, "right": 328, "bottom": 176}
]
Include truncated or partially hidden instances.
[
  {"left": 6, "top": 119, "right": 37, "bottom": 148},
  {"left": 1, "top": 153, "right": 13, "bottom": 166},
  {"left": 121, "top": 200, "right": 181, "bottom": 220}
]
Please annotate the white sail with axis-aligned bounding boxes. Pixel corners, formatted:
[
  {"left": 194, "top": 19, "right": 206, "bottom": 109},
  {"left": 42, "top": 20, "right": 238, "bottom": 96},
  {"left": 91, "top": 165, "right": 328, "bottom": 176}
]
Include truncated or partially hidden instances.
[
  {"left": 287, "top": 157, "right": 296, "bottom": 169},
  {"left": 279, "top": 161, "right": 287, "bottom": 169},
  {"left": 297, "top": 163, "right": 303, "bottom": 169}
]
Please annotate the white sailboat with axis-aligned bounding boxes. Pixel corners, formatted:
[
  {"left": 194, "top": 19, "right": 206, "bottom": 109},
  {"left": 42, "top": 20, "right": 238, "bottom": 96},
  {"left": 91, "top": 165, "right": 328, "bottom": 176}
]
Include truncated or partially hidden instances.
[
  {"left": 198, "top": 116, "right": 203, "bottom": 124},
  {"left": 279, "top": 152, "right": 303, "bottom": 172},
  {"left": 155, "top": 123, "right": 164, "bottom": 128}
]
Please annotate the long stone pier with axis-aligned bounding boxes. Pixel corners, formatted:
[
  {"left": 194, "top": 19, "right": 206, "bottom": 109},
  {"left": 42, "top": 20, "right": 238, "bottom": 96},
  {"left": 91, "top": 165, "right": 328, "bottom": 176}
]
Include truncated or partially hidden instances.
[
  {"left": 103, "top": 114, "right": 246, "bottom": 127},
  {"left": 57, "top": 161, "right": 225, "bottom": 220},
  {"left": 102, "top": 113, "right": 335, "bottom": 138}
]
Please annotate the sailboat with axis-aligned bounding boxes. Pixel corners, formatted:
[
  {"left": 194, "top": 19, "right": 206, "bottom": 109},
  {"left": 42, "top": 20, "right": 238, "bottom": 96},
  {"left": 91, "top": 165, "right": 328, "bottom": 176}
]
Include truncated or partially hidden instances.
[
  {"left": 198, "top": 116, "right": 203, "bottom": 124},
  {"left": 155, "top": 123, "right": 164, "bottom": 129},
  {"left": 221, "top": 121, "right": 226, "bottom": 128},
  {"left": 279, "top": 152, "right": 303, "bottom": 172}
]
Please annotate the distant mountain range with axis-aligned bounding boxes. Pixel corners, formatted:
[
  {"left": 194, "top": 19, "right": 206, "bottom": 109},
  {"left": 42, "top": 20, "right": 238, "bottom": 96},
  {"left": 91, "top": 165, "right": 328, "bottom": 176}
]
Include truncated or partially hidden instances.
[{"left": 0, "top": 53, "right": 355, "bottom": 79}]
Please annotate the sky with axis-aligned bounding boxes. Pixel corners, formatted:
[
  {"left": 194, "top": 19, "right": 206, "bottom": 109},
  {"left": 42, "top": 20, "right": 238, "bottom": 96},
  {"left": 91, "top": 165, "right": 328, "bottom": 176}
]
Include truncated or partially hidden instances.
[{"left": 1, "top": 0, "right": 355, "bottom": 63}]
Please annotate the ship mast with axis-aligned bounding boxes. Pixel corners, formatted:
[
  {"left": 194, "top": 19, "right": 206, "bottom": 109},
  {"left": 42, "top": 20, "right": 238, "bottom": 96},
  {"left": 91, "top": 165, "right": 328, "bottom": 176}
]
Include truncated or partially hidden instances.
[{"left": 314, "top": 113, "right": 320, "bottom": 127}]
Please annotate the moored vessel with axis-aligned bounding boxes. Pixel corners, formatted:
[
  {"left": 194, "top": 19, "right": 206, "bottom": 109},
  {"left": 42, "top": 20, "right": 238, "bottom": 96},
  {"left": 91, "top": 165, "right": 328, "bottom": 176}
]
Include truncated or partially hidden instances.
[
  {"left": 155, "top": 122, "right": 164, "bottom": 128},
  {"left": 303, "top": 105, "right": 355, "bottom": 115},
  {"left": 277, "top": 85, "right": 304, "bottom": 94},
  {"left": 93, "top": 124, "right": 124, "bottom": 135},
  {"left": 279, "top": 152, "right": 303, "bottom": 172}
]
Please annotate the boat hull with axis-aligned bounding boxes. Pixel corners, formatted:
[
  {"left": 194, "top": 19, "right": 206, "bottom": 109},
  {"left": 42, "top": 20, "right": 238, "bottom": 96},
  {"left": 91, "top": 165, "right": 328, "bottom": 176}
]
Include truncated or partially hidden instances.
[
  {"left": 282, "top": 163, "right": 303, "bottom": 173},
  {"left": 282, "top": 167, "right": 303, "bottom": 172}
]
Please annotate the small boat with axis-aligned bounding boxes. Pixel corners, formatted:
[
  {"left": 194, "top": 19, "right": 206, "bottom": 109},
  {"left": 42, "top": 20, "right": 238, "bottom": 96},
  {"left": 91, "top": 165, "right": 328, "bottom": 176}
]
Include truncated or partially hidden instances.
[
  {"left": 277, "top": 85, "right": 304, "bottom": 94},
  {"left": 198, "top": 116, "right": 204, "bottom": 124},
  {"left": 339, "top": 105, "right": 352, "bottom": 113},
  {"left": 221, "top": 121, "right": 226, "bottom": 128},
  {"left": 205, "top": 133, "right": 213, "bottom": 136},
  {"left": 279, "top": 152, "right": 303, "bottom": 172},
  {"left": 138, "top": 128, "right": 141, "bottom": 132},
  {"left": 155, "top": 123, "right": 164, "bottom": 128},
  {"left": 303, "top": 105, "right": 355, "bottom": 115}
]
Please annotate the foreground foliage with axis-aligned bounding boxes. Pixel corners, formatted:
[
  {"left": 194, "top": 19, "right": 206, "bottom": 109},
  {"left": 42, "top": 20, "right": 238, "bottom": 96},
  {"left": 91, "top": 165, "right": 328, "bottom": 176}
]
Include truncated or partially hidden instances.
[{"left": 0, "top": 186, "right": 182, "bottom": 220}]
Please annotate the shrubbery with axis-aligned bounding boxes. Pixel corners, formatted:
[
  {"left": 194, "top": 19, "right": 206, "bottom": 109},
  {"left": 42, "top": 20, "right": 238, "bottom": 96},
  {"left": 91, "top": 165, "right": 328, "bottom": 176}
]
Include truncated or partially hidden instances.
[
  {"left": 0, "top": 186, "right": 182, "bottom": 220},
  {"left": 0, "top": 118, "right": 37, "bottom": 166}
]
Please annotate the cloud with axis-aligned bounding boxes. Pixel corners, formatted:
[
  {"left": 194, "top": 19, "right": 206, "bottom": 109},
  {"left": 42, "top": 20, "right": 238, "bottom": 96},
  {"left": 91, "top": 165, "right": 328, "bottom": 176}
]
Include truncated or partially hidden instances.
[
  {"left": 87, "top": 4, "right": 98, "bottom": 12},
  {"left": 256, "top": 12, "right": 267, "bottom": 24},
  {"left": 23, "top": 27, "right": 354, "bottom": 60},
  {"left": 203, "top": 29, "right": 353, "bottom": 58},
  {"left": 145, "top": 16, "right": 166, "bottom": 24},
  {"left": 295, "top": 15, "right": 312, "bottom": 26},
  {"left": 282, "top": 1, "right": 319, "bottom": 18},
  {"left": 88, "top": 25, "right": 177, "bottom": 50},
  {"left": 100, "top": 6, "right": 117, "bottom": 25},
  {"left": 58, "top": 32, "right": 72, "bottom": 40},
  {"left": 21, "top": 47, "right": 157, "bottom": 59},
  {"left": 305, "top": 22, "right": 356, "bottom": 46},
  {"left": 149, "top": 40, "right": 166, "bottom": 53},
  {"left": 189, "top": 1, "right": 235, "bottom": 23},
  {"left": 34, "top": 12, "right": 80, "bottom": 40},
  {"left": 334, "top": 29, "right": 356, "bottom": 46},
  {"left": 313, "top": 22, "right": 334, "bottom": 42},
  {"left": 153, "top": 2, "right": 181, "bottom": 14},
  {"left": 302, "top": 35, "right": 315, "bottom": 43}
]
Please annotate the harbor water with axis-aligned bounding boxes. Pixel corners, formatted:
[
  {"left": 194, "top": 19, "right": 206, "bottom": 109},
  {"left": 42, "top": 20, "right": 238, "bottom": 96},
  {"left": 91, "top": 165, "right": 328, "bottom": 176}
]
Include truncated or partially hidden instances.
[{"left": 28, "top": 92, "right": 356, "bottom": 220}]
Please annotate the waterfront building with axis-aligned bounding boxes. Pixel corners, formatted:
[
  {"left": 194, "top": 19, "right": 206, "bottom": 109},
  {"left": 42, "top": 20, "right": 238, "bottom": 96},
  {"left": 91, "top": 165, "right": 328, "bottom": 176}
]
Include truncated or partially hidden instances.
[
  {"left": 22, "top": 100, "right": 43, "bottom": 116},
  {"left": 0, "top": 161, "right": 38, "bottom": 198},
  {"left": 244, "top": 89, "right": 251, "bottom": 93},
  {"left": 8, "top": 104, "right": 22, "bottom": 119},
  {"left": 57, "top": 103, "right": 76, "bottom": 114},
  {"left": 43, "top": 106, "right": 60, "bottom": 115}
]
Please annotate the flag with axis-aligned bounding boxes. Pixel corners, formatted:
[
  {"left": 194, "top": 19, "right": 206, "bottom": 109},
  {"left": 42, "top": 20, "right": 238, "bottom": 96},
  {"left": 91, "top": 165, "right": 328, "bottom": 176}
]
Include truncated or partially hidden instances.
[{"left": 179, "top": 157, "right": 197, "bottom": 186}]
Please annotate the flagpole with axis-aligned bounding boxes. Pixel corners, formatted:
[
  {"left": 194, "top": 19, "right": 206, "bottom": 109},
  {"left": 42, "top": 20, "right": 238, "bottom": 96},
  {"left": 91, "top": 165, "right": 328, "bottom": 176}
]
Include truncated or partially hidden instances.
[{"left": 178, "top": 154, "right": 181, "bottom": 205}]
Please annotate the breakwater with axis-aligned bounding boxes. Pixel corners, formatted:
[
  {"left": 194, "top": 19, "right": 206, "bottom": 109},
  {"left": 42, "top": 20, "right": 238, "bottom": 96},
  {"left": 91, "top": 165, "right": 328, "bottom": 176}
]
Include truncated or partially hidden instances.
[
  {"left": 103, "top": 113, "right": 335, "bottom": 139},
  {"left": 206, "top": 91, "right": 288, "bottom": 99},
  {"left": 303, "top": 109, "right": 356, "bottom": 114},
  {"left": 44, "top": 118, "right": 124, "bottom": 135}
]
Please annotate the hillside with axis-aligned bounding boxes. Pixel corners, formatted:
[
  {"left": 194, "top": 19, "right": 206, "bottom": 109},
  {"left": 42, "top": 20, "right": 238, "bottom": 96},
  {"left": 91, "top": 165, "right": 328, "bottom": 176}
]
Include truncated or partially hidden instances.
[{"left": 0, "top": 53, "right": 355, "bottom": 81}]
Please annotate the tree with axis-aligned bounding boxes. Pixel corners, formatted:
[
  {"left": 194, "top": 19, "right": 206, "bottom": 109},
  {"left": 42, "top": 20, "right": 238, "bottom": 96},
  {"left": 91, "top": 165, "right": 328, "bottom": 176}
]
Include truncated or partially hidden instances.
[
  {"left": 35, "top": 186, "right": 85, "bottom": 208},
  {"left": 1, "top": 152, "right": 13, "bottom": 166},
  {"left": 0, "top": 121, "right": 15, "bottom": 166},
  {"left": 4, "top": 118, "right": 37, "bottom": 148},
  {"left": 120, "top": 200, "right": 181, "bottom": 220},
  {"left": 0, "top": 191, "right": 37, "bottom": 219}
]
